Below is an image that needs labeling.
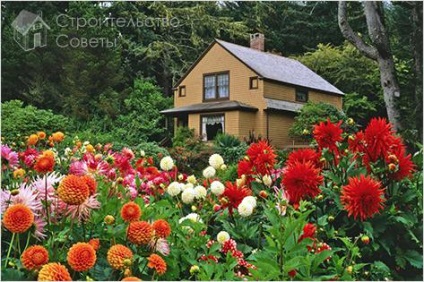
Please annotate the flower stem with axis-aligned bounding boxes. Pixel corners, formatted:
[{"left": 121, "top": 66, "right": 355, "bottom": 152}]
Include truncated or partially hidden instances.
[
  {"left": 24, "top": 232, "right": 31, "bottom": 251},
  {"left": 44, "top": 175, "right": 51, "bottom": 227},
  {"left": 4, "top": 233, "right": 16, "bottom": 268},
  {"left": 17, "top": 234, "right": 21, "bottom": 254}
]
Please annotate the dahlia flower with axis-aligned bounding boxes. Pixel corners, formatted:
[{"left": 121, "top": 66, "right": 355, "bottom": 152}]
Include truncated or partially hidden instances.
[
  {"left": 341, "top": 175, "right": 385, "bottom": 221},
  {"left": 167, "top": 181, "right": 181, "bottom": 197},
  {"left": 160, "top": 156, "right": 174, "bottom": 171},
  {"left": 181, "top": 187, "right": 196, "bottom": 204},
  {"left": 147, "top": 254, "right": 167, "bottom": 275},
  {"left": 66, "top": 194, "right": 101, "bottom": 222},
  {"left": 217, "top": 231, "right": 230, "bottom": 244},
  {"left": 2, "top": 203, "right": 34, "bottom": 233},
  {"left": 67, "top": 242, "right": 97, "bottom": 272},
  {"left": 148, "top": 238, "right": 170, "bottom": 256},
  {"left": 21, "top": 245, "right": 49, "bottom": 270},
  {"left": 313, "top": 119, "right": 343, "bottom": 153},
  {"left": 209, "top": 154, "right": 224, "bottom": 169},
  {"left": 107, "top": 244, "right": 133, "bottom": 270},
  {"left": 1, "top": 144, "right": 19, "bottom": 170},
  {"left": 238, "top": 201, "right": 254, "bottom": 217},
  {"left": 194, "top": 185, "right": 207, "bottom": 199},
  {"left": 202, "top": 166, "right": 216, "bottom": 178},
  {"left": 210, "top": 181, "right": 225, "bottom": 196},
  {"left": 241, "top": 196, "right": 257, "bottom": 208},
  {"left": 38, "top": 263, "right": 71, "bottom": 281}
]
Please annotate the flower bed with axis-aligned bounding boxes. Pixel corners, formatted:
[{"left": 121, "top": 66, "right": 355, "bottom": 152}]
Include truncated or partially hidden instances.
[{"left": 1, "top": 118, "right": 422, "bottom": 281}]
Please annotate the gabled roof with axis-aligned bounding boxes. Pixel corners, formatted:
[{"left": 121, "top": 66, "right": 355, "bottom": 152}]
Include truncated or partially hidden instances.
[
  {"left": 160, "top": 100, "right": 258, "bottom": 116},
  {"left": 11, "top": 10, "right": 50, "bottom": 35},
  {"left": 174, "top": 39, "right": 344, "bottom": 96},
  {"left": 216, "top": 40, "right": 344, "bottom": 96}
]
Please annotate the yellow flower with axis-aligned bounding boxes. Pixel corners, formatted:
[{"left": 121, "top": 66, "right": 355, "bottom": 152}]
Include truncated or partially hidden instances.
[{"left": 13, "top": 168, "right": 26, "bottom": 179}]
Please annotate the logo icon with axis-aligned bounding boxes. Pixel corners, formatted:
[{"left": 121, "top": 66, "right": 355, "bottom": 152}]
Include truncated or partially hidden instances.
[{"left": 11, "top": 10, "right": 50, "bottom": 51}]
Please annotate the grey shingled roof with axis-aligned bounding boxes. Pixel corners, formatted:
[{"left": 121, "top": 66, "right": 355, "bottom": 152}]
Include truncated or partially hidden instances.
[
  {"left": 216, "top": 40, "right": 344, "bottom": 96},
  {"left": 160, "top": 100, "right": 258, "bottom": 116}
]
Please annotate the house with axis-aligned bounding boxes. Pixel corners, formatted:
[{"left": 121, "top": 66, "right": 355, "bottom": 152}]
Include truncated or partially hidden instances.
[
  {"left": 11, "top": 10, "right": 50, "bottom": 51},
  {"left": 161, "top": 33, "right": 343, "bottom": 148}
]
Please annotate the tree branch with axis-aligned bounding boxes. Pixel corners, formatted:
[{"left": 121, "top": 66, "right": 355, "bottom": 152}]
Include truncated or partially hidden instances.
[{"left": 338, "top": 1, "right": 378, "bottom": 60}]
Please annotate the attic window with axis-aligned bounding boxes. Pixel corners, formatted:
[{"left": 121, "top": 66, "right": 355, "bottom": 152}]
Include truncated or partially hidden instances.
[
  {"left": 249, "top": 77, "right": 258, "bottom": 89},
  {"left": 179, "top": 86, "right": 186, "bottom": 97},
  {"left": 295, "top": 88, "right": 308, "bottom": 102}
]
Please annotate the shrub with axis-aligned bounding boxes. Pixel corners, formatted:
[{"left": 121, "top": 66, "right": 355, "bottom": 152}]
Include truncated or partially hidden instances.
[
  {"left": 289, "top": 102, "right": 346, "bottom": 142},
  {"left": 1, "top": 100, "right": 70, "bottom": 143},
  {"left": 172, "top": 127, "right": 195, "bottom": 148},
  {"left": 214, "top": 133, "right": 248, "bottom": 165}
]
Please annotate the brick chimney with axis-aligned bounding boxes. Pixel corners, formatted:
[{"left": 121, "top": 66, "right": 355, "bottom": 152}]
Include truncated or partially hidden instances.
[{"left": 250, "top": 33, "right": 265, "bottom": 51}]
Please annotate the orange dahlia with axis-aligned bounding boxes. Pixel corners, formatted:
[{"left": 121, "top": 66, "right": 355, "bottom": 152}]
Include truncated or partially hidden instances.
[
  {"left": 88, "top": 238, "right": 100, "bottom": 251},
  {"left": 21, "top": 245, "right": 49, "bottom": 270},
  {"left": 127, "top": 221, "right": 154, "bottom": 245},
  {"left": 121, "top": 202, "right": 142, "bottom": 222},
  {"left": 27, "top": 134, "right": 39, "bottom": 146},
  {"left": 81, "top": 175, "right": 97, "bottom": 195},
  {"left": 107, "top": 244, "right": 133, "bottom": 270},
  {"left": 67, "top": 242, "right": 97, "bottom": 272},
  {"left": 147, "top": 254, "right": 167, "bottom": 275},
  {"left": 37, "top": 131, "right": 46, "bottom": 140},
  {"left": 34, "top": 154, "right": 55, "bottom": 174},
  {"left": 341, "top": 175, "right": 385, "bottom": 221},
  {"left": 51, "top": 131, "right": 65, "bottom": 143},
  {"left": 152, "top": 219, "right": 171, "bottom": 238},
  {"left": 2, "top": 204, "right": 34, "bottom": 233},
  {"left": 122, "top": 277, "right": 142, "bottom": 281},
  {"left": 38, "top": 263, "right": 72, "bottom": 281},
  {"left": 57, "top": 174, "right": 90, "bottom": 205}
]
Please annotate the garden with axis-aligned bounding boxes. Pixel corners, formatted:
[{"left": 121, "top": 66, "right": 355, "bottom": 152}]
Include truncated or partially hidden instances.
[{"left": 1, "top": 116, "right": 422, "bottom": 281}]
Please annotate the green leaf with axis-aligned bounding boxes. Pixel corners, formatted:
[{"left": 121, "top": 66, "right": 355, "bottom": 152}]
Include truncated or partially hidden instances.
[{"left": 403, "top": 250, "right": 423, "bottom": 269}]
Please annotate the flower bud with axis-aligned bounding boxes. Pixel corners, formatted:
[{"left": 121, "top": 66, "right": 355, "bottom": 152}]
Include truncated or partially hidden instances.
[
  {"left": 347, "top": 118, "right": 354, "bottom": 125},
  {"left": 104, "top": 215, "right": 115, "bottom": 225},
  {"left": 190, "top": 265, "right": 200, "bottom": 275},
  {"left": 361, "top": 235, "right": 370, "bottom": 245},
  {"left": 259, "top": 190, "right": 268, "bottom": 199}
]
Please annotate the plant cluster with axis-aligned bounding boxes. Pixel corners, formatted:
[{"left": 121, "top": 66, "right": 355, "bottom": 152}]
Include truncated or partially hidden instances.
[{"left": 1, "top": 117, "right": 422, "bottom": 281}]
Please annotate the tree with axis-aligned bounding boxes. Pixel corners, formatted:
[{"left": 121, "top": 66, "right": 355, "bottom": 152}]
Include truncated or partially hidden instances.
[{"left": 338, "top": 1, "right": 402, "bottom": 131}]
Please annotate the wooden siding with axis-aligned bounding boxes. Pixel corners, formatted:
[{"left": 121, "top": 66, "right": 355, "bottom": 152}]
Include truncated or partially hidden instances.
[
  {"left": 263, "top": 80, "right": 342, "bottom": 109},
  {"left": 175, "top": 43, "right": 266, "bottom": 110},
  {"left": 267, "top": 111, "right": 308, "bottom": 148}
]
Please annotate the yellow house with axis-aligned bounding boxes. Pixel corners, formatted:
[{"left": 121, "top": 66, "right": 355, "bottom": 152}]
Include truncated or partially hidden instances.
[{"left": 161, "top": 33, "right": 343, "bottom": 148}]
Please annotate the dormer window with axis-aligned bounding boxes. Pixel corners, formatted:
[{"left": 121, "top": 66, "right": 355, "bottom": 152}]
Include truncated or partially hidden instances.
[
  {"left": 203, "top": 72, "right": 229, "bottom": 101},
  {"left": 295, "top": 88, "right": 308, "bottom": 102}
]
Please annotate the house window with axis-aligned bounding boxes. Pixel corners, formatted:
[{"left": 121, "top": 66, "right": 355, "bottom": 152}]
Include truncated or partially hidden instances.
[
  {"left": 201, "top": 114, "right": 224, "bottom": 141},
  {"left": 179, "top": 86, "right": 186, "bottom": 97},
  {"left": 295, "top": 88, "right": 308, "bottom": 102},
  {"left": 203, "top": 72, "right": 229, "bottom": 100},
  {"left": 249, "top": 77, "right": 259, "bottom": 89}
]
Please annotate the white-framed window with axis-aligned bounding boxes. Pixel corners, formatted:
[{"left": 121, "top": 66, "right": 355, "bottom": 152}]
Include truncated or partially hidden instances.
[
  {"left": 203, "top": 72, "right": 229, "bottom": 100},
  {"left": 201, "top": 114, "right": 224, "bottom": 141}
]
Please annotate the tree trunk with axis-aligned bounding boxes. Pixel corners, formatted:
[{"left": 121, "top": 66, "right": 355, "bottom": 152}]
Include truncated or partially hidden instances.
[{"left": 338, "top": 1, "right": 402, "bottom": 131}]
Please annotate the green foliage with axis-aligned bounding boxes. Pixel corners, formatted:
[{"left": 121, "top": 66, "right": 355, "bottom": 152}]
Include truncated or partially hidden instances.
[
  {"left": 113, "top": 78, "right": 172, "bottom": 144},
  {"left": 169, "top": 145, "right": 215, "bottom": 176},
  {"left": 136, "top": 141, "right": 170, "bottom": 164},
  {"left": 214, "top": 133, "right": 248, "bottom": 165},
  {"left": 172, "top": 127, "right": 195, "bottom": 148},
  {"left": 1, "top": 100, "right": 70, "bottom": 142},
  {"left": 296, "top": 43, "right": 383, "bottom": 126},
  {"left": 289, "top": 102, "right": 346, "bottom": 141}
]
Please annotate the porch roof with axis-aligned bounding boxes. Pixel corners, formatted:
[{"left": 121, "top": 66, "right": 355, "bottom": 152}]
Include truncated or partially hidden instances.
[
  {"left": 160, "top": 100, "right": 258, "bottom": 116},
  {"left": 265, "top": 98, "right": 304, "bottom": 113}
]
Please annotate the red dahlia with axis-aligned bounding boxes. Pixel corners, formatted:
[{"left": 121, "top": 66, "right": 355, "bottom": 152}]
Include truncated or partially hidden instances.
[
  {"left": 282, "top": 161, "right": 323, "bottom": 204},
  {"left": 286, "top": 148, "right": 321, "bottom": 168},
  {"left": 363, "top": 118, "right": 395, "bottom": 162},
  {"left": 220, "top": 182, "right": 252, "bottom": 215},
  {"left": 313, "top": 119, "right": 343, "bottom": 153},
  {"left": 246, "top": 140, "right": 276, "bottom": 175},
  {"left": 298, "top": 223, "right": 317, "bottom": 242},
  {"left": 341, "top": 175, "right": 385, "bottom": 221}
]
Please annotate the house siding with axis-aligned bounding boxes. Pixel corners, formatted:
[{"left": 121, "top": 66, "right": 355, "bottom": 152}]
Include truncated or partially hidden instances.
[
  {"left": 175, "top": 42, "right": 267, "bottom": 138},
  {"left": 267, "top": 111, "right": 308, "bottom": 149}
]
